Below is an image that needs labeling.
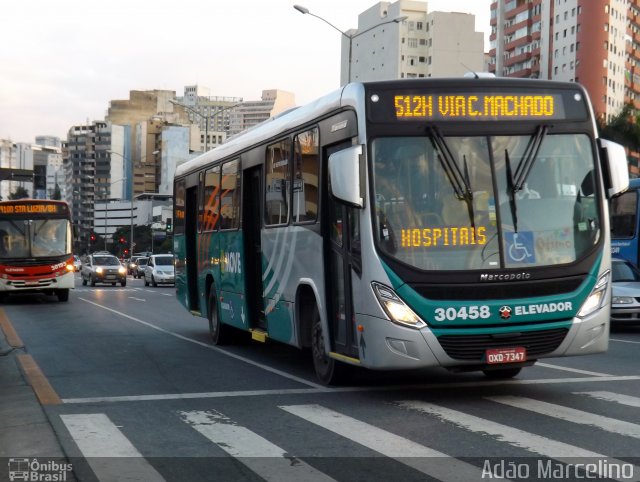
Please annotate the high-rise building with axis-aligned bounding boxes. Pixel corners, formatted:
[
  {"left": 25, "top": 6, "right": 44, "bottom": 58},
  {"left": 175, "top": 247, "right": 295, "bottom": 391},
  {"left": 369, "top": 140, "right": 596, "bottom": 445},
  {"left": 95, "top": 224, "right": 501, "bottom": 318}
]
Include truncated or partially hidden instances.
[
  {"left": 0, "top": 140, "right": 34, "bottom": 200},
  {"left": 174, "top": 85, "right": 242, "bottom": 151},
  {"left": 489, "top": 0, "right": 640, "bottom": 173},
  {"left": 489, "top": 0, "right": 633, "bottom": 122},
  {"left": 344, "top": 0, "right": 485, "bottom": 83},
  {"left": 227, "top": 90, "right": 296, "bottom": 137}
]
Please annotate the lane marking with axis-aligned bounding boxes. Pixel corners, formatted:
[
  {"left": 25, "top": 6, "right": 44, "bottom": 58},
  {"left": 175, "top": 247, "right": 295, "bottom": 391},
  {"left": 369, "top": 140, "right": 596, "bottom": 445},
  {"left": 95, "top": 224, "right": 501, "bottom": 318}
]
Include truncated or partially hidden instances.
[
  {"left": 128, "top": 297, "right": 146, "bottom": 302},
  {"left": 180, "top": 410, "right": 336, "bottom": 482},
  {"left": 0, "top": 308, "right": 24, "bottom": 348},
  {"left": 486, "top": 395, "right": 640, "bottom": 438},
  {"left": 61, "top": 413, "right": 165, "bottom": 481},
  {"left": 78, "top": 297, "right": 326, "bottom": 390},
  {"left": 280, "top": 404, "right": 492, "bottom": 482},
  {"left": 574, "top": 391, "right": 640, "bottom": 408},
  {"left": 17, "top": 354, "right": 61, "bottom": 405},
  {"left": 610, "top": 337, "right": 640, "bottom": 345},
  {"left": 61, "top": 375, "right": 640, "bottom": 404},
  {"left": 397, "top": 401, "right": 637, "bottom": 480},
  {"left": 534, "top": 362, "right": 611, "bottom": 377}
]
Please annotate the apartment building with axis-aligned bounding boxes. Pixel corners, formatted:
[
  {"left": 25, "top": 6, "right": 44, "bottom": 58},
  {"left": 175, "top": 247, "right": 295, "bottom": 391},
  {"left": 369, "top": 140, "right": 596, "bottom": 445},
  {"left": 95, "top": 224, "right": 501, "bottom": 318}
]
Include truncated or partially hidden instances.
[
  {"left": 345, "top": 0, "right": 485, "bottom": 84},
  {"left": 489, "top": 0, "right": 635, "bottom": 122},
  {"left": 227, "top": 89, "right": 296, "bottom": 137},
  {"left": 175, "top": 85, "right": 243, "bottom": 151}
]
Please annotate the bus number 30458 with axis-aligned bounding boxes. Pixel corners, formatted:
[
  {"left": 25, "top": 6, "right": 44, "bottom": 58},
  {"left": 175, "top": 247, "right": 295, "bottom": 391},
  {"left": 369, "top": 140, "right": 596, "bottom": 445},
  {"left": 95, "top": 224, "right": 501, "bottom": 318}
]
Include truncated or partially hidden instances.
[{"left": 433, "top": 306, "right": 491, "bottom": 321}]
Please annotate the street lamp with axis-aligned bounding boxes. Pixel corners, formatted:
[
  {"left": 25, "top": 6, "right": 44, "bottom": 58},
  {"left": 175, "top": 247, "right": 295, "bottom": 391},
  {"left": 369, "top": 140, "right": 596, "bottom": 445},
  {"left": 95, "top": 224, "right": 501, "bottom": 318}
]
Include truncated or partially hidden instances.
[
  {"left": 107, "top": 150, "right": 159, "bottom": 256},
  {"left": 293, "top": 5, "right": 406, "bottom": 84},
  {"left": 169, "top": 99, "right": 240, "bottom": 152}
]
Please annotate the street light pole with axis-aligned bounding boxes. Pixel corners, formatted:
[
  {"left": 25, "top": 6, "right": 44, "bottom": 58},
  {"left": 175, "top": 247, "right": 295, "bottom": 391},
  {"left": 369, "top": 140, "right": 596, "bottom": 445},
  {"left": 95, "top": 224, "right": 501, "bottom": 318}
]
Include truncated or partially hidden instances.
[{"left": 293, "top": 5, "right": 406, "bottom": 84}]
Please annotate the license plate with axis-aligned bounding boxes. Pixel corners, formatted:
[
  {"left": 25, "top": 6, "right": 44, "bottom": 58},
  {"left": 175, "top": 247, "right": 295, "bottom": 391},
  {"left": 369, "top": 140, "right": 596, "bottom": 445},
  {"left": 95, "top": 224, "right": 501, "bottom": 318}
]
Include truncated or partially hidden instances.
[
  {"left": 105, "top": 275, "right": 116, "bottom": 280},
  {"left": 486, "top": 347, "right": 527, "bottom": 364}
]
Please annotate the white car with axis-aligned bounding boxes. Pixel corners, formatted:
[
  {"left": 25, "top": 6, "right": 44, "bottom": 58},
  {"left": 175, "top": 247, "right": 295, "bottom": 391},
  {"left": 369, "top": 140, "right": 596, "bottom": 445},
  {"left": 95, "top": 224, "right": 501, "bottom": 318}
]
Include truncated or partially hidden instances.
[
  {"left": 611, "top": 258, "right": 640, "bottom": 325},
  {"left": 143, "top": 254, "right": 175, "bottom": 286}
]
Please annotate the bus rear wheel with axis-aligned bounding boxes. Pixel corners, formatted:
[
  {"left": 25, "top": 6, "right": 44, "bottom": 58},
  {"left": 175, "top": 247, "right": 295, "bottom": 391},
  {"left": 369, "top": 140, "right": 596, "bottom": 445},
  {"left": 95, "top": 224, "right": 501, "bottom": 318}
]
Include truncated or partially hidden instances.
[
  {"left": 311, "top": 306, "right": 348, "bottom": 385},
  {"left": 208, "top": 291, "right": 231, "bottom": 345},
  {"left": 482, "top": 367, "right": 522, "bottom": 379}
]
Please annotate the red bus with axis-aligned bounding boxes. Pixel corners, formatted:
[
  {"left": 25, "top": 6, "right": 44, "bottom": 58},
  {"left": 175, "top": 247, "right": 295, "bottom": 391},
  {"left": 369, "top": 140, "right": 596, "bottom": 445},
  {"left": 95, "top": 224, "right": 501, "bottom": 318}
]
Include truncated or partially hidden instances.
[{"left": 0, "top": 199, "right": 75, "bottom": 302}]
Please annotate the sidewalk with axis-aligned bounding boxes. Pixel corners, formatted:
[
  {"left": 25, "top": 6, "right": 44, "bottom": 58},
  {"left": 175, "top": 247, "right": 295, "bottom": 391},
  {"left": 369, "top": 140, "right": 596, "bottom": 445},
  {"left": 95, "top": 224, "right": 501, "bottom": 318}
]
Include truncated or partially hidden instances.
[{"left": 0, "top": 327, "right": 68, "bottom": 460}]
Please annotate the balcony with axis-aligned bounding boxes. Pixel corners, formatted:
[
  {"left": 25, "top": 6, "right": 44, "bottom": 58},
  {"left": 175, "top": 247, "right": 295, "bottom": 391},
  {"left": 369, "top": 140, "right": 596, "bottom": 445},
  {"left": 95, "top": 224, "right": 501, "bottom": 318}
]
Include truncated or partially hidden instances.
[
  {"left": 505, "top": 35, "right": 532, "bottom": 50},
  {"left": 504, "top": 52, "right": 532, "bottom": 67}
]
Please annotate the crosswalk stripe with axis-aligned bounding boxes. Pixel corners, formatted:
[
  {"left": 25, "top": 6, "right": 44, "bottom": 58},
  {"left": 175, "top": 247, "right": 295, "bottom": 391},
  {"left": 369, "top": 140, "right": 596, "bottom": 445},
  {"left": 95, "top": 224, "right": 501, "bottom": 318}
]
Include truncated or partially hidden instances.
[
  {"left": 60, "top": 413, "right": 165, "bottom": 482},
  {"left": 575, "top": 391, "right": 640, "bottom": 408},
  {"left": 398, "top": 400, "right": 638, "bottom": 481},
  {"left": 179, "top": 410, "right": 336, "bottom": 482},
  {"left": 280, "top": 404, "right": 490, "bottom": 482},
  {"left": 486, "top": 395, "right": 640, "bottom": 439}
]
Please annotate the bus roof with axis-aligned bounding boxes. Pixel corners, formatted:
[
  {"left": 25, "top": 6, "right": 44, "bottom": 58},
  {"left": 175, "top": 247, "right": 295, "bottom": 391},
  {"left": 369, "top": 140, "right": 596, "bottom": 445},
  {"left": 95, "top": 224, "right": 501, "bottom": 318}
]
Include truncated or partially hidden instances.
[{"left": 174, "top": 77, "right": 592, "bottom": 179}]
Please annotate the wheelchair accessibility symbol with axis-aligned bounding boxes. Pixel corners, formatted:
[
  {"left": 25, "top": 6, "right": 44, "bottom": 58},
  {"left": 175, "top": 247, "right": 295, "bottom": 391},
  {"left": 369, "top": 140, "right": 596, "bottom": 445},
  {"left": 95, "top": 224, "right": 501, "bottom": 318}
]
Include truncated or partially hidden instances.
[{"left": 504, "top": 232, "right": 536, "bottom": 263}]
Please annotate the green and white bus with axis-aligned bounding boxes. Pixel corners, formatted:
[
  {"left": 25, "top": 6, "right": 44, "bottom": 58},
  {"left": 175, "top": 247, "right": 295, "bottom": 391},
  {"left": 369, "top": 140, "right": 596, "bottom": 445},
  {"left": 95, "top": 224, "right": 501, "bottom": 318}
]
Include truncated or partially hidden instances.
[{"left": 173, "top": 78, "right": 628, "bottom": 384}]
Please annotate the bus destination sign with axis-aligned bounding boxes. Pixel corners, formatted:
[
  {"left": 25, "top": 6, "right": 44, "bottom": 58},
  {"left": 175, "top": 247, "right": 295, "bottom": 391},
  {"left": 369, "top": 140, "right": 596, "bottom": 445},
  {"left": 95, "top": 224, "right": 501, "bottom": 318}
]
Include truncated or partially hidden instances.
[
  {"left": 369, "top": 89, "right": 588, "bottom": 123},
  {"left": 0, "top": 202, "right": 69, "bottom": 216}
]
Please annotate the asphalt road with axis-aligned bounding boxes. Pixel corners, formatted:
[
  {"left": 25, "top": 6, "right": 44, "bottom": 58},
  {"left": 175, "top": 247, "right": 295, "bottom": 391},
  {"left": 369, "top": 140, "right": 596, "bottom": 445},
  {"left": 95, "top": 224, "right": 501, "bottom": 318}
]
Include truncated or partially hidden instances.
[{"left": 2, "top": 273, "right": 640, "bottom": 482}]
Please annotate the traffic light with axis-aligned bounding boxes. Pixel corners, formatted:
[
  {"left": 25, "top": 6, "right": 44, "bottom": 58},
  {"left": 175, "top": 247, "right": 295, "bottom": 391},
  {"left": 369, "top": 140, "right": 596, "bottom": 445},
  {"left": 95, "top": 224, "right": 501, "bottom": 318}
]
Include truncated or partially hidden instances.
[
  {"left": 90, "top": 233, "right": 96, "bottom": 242},
  {"left": 119, "top": 236, "right": 126, "bottom": 244},
  {"left": 124, "top": 248, "right": 129, "bottom": 255},
  {"left": 166, "top": 218, "right": 172, "bottom": 233}
]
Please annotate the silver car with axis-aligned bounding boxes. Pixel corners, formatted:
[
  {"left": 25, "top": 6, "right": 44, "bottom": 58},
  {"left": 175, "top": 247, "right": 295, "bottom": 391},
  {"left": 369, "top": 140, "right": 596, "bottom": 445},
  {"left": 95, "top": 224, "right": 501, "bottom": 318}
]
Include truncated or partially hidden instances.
[
  {"left": 143, "top": 254, "right": 175, "bottom": 287},
  {"left": 611, "top": 258, "right": 640, "bottom": 325}
]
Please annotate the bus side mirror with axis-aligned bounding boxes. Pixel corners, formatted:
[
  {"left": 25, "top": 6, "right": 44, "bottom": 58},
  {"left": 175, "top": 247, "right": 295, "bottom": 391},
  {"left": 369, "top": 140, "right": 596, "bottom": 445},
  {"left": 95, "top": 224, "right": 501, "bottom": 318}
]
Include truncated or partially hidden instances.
[
  {"left": 598, "top": 138, "right": 629, "bottom": 198},
  {"left": 328, "top": 145, "right": 364, "bottom": 208}
]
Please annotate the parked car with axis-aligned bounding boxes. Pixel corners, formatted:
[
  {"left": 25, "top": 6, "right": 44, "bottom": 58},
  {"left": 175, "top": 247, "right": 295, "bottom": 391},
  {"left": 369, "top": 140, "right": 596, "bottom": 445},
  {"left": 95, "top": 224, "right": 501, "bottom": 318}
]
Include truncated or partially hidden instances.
[
  {"left": 143, "top": 254, "right": 175, "bottom": 286},
  {"left": 81, "top": 253, "right": 127, "bottom": 287},
  {"left": 73, "top": 255, "right": 82, "bottom": 272},
  {"left": 132, "top": 257, "right": 148, "bottom": 279},
  {"left": 611, "top": 258, "right": 640, "bottom": 325}
]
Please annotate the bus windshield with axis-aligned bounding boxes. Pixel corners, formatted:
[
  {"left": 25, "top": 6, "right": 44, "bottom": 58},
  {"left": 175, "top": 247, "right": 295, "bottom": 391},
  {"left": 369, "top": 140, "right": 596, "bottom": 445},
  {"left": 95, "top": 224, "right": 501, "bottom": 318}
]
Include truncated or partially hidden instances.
[
  {"left": 0, "top": 219, "right": 72, "bottom": 259},
  {"left": 372, "top": 133, "right": 599, "bottom": 271}
]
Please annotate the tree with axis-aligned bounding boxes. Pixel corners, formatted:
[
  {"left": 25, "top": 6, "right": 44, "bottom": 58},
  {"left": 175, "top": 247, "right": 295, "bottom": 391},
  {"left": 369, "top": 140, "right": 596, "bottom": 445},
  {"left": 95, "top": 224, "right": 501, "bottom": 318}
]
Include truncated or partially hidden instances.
[
  {"left": 597, "top": 103, "right": 640, "bottom": 152},
  {"left": 8, "top": 186, "right": 30, "bottom": 200}
]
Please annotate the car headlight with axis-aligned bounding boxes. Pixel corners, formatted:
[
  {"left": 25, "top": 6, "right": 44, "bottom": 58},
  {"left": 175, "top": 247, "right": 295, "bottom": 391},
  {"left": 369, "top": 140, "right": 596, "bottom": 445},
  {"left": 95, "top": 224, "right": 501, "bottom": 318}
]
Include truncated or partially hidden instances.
[
  {"left": 372, "top": 282, "right": 426, "bottom": 329},
  {"left": 96, "top": 267, "right": 103, "bottom": 274},
  {"left": 118, "top": 266, "right": 127, "bottom": 275},
  {"left": 612, "top": 296, "right": 634, "bottom": 304},
  {"left": 577, "top": 271, "right": 610, "bottom": 318}
]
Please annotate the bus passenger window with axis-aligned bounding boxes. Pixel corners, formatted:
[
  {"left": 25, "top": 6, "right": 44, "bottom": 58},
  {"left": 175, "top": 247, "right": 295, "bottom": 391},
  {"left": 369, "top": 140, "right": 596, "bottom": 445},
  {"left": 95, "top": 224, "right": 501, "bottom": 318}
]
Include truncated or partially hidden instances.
[
  {"left": 265, "top": 140, "right": 291, "bottom": 226},
  {"left": 293, "top": 128, "right": 319, "bottom": 223}
]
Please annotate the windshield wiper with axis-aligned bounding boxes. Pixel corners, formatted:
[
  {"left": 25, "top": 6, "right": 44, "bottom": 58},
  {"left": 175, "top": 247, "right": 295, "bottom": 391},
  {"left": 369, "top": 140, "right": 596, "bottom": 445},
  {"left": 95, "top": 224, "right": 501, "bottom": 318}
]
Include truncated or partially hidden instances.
[
  {"left": 428, "top": 127, "right": 475, "bottom": 226},
  {"left": 505, "top": 149, "right": 518, "bottom": 232},
  {"left": 513, "top": 125, "right": 548, "bottom": 193}
]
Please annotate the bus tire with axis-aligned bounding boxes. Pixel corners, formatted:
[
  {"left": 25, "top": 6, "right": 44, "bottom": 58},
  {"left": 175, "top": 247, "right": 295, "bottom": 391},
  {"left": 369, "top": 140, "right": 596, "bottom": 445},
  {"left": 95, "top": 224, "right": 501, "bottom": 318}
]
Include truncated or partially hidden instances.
[
  {"left": 208, "top": 291, "right": 231, "bottom": 345},
  {"left": 57, "top": 289, "right": 69, "bottom": 302},
  {"left": 311, "top": 306, "right": 348, "bottom": 385},
  {"left": 482, "top": 367, "right": 522, "bottom": 379}
]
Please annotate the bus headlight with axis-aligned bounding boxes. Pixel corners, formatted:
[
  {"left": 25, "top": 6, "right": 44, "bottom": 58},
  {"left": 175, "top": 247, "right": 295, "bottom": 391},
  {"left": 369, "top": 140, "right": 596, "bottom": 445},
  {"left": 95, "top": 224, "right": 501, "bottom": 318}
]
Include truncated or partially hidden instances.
[
  {"left": 372, "top": 282, "right": 426, "bottom": 329},
  {"left": 577, "top": 271, "right": 610, "bottom": 318}
]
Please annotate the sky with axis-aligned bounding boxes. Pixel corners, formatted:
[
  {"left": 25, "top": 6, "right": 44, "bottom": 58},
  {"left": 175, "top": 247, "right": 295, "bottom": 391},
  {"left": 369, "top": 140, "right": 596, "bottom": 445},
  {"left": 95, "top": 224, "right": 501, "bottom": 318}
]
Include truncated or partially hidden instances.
[{"left": 0, "top": 0, "right": 491, "bottom": 143}]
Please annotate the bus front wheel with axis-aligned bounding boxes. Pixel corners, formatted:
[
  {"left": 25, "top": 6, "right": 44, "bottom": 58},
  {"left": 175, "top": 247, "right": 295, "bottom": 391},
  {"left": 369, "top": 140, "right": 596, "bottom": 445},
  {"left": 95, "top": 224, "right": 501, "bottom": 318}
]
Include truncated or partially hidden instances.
[
  {"left": 208, "top": 292, "right": 231, "bottom": 345},
  {"left": 57, "top": 289, "right": 69, "bottom": 302},
  {"left": 311, "top": 306, "right": 348, "bottom": 385}
]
